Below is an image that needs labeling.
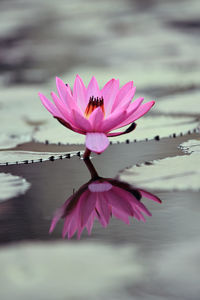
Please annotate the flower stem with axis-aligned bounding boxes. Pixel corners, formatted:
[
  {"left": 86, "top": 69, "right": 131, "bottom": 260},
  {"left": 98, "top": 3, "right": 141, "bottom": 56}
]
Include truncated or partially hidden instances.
[
  {"left": 83, "top": 148, "right": 91, "bottom": 159},
  {"left": 83, "top": 157, "right": 99, "bottom": 179}
]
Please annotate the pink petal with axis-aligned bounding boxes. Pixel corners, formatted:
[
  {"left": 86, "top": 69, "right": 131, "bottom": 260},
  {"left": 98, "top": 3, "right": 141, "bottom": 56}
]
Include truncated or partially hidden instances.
[
  {"left": 86, "top": 132, "right": 109, "bottom": 153},
  {"left": 114, "top": 188, "right": 138, "bottom": 205},
  {"left": 112, "top": 86, "right": 136, "bottom": 113},
  {"left": 62, "top": 215, "right": 72, "bottom": 238},
  {"left": 136, "top": 203, "right": 152, "bottom": 217},
  {"left": 113, "top": 99, "right": 154, "bottom": 130},
  {"left": 38, "top": 92, "right": 62, "bottom": 118},
  {"left": 56, "top": 77, "right": 72, "bottom": 111},
  {"left": 139, "top": 189, "right": 162, "bottom": 203},
  {"left": 56, "top": 77, "right": 84, "bottom": 118},
  {"left": 55, "top": 116, "right": 86, "bottom": 134},
  {"left": 73, "top": 109, "right": 92, "bottom": 132},
  {"left": 86, "top": 76, "right": 101, "bottom": 101},
  {"left": 112, "top": 207, "right": 130, "bottom": 224},
  {"left": 107, "top": 188, "right": 134, "bottom": 216},
  {"left": 126, "top": 97, "right": 144, "bottom": 115},
  {"left": 68, "top": 217, "right": 78, "bottom": 239},
  {"left": 49, "top": 218, "right": 58, "bottom": 234},
  {"left": 129, "top": 100, "right": 155, "bottom": 121},
  {"left": 124, "top": 191, "right": 152, "bottom": 217},
  {"left": 49, "top": 207, "right": 63, "bottom": 233},
  {"left": 86, "top": 211, "right": 96, "bottom": 235},
  {"left": 73, "top": 74, "right": 87, "bottom": 112},
  {"left": 133, "top": 210, "right": 142, "bottom": 221},
  {"left": 133, "top": 207, "right": 146, "bottom": 222},
  {"left": 116, "top": 97, "right": 144, "bottom": 128},
  {"left": 62, "top": 199, "right": 81, "bottom": 239},
  {"left": 114, "top": 92, "right": 135, "bottom": 114},
  {"left": 77, "top": 226, "right": 84, "bottom": 240},
  {"left": 112, "top": 187, "right": 151, "bottom": 218},
  {"left": 96, "top": 193, "right": 111, "bottom": 227},
  {"left": 101, "top": 110, "right": 127, "bottom": 132},
  {"left": 116, "top": 101, "right": 155, "bottom": 129},
  {"left": 89, "top": 107, "right": 104, "bottom": 131},
  {"left": 50, "top": 195, "right": 74, "bottom": 234},
  {"left": 79, "top": 190, "right": 97, "bottom": 227},
  {"left": 101, "top": 79, "right": 119, "bottom": 116},
  {"left": 51, "top": 92, "right": 75, "bottom": 125},
  {"left": 110, "top": 98, "right": 143, "bottom": 130},
  {"left": 66, "top": 84, "right": 72, "bottom": 96},
  {"left": 57, "top": 77, "right": 72, "bottom": 97},
  {"left": 112, "top": 81, "right": 134, "bottom": 112}
]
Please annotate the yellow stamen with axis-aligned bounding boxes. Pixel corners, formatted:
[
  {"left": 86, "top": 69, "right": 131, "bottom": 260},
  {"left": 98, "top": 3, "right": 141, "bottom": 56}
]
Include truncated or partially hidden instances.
[{"left": 84, "top": 96, "right": 105, "bottom": 118}]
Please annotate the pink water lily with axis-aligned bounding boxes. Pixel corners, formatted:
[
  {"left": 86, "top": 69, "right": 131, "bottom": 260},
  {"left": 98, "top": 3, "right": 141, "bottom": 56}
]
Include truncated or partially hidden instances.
[
  {"left": 49, "top": 177, "right": 161, "bottom": 239},
  {"left": 39, "top": 75, "right": 155, "bottom": 155},
  {"left": 49, "top": 159, "right": 161, "bottom": 239}
]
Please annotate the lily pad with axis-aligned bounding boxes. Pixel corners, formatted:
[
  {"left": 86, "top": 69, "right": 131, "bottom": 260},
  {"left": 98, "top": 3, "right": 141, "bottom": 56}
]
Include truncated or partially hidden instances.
[
  {"left": 119, "top": 150, "right": 200, "bottom": 191},
  {"left": 0, "top": 150, "right": 83, "bottom": 165},
  {"left": 0, "top": 242, "right": 142, "bottom": 300},
  {"left": 0, "top": 173, "right": 30, "bottom": 202}
]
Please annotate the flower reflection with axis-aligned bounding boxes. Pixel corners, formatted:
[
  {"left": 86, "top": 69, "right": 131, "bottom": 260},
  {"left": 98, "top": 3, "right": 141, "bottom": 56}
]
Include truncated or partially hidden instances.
[{"left": 50, "top": 158, "right": 161, "bottom": 239}]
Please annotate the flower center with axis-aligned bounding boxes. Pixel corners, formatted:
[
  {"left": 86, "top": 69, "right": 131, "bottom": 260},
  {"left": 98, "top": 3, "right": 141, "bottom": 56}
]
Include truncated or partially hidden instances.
[{"left": 84, "top": 96, "right": 105, "bottom": 118}]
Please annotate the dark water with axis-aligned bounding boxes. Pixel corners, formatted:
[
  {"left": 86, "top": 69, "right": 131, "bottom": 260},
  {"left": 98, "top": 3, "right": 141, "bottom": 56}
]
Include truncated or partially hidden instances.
[
  {"left": 0, "top": 135, "right": 200, "bottom": 299},
  {"left": 0, "top": 134, "right": 198, "bottom": 244}
]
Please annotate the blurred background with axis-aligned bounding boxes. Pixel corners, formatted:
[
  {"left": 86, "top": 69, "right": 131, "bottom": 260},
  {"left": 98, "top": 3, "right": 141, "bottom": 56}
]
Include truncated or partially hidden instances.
[
  {"left": 1, "top": 0, "right": 200, "bottom": 155},
  {"left": 1, "top": 0, "right": 200, "bottom": 88}
]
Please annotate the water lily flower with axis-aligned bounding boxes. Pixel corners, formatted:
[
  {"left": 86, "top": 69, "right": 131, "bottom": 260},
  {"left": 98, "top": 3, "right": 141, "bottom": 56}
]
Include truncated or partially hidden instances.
[
  {"left": 49, "top": 158, "right": 161, "bottom": 239},
  {"left": 38, "top": 75, "right": 155, "bottom": 156}
]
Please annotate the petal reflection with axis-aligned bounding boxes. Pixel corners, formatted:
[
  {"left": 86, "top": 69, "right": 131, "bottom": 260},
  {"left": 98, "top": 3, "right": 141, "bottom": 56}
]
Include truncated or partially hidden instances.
[{"left": 50, "top": 159, "right": 161, "bottom": 239}]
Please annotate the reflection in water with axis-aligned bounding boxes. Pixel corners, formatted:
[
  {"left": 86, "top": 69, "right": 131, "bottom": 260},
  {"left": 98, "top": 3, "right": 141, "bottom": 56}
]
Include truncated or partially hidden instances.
[{"left": 50, "top": 158, "right": 161, "bottom": 239}]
